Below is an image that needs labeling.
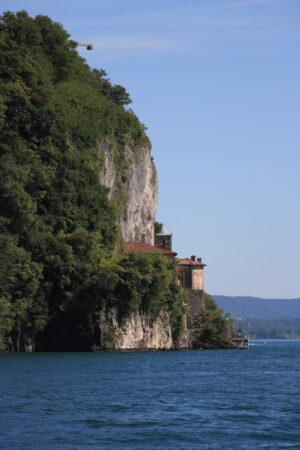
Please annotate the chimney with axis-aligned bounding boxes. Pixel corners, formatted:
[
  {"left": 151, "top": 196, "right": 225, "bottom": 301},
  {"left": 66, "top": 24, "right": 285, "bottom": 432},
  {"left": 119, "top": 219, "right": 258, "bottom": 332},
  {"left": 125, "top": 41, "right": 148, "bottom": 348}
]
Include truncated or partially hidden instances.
[
  {"left": 197, "top": 257, "right": 202, "bottom": 263},
  {"left": 191, "top": 255, "right": 195, "bottom": 261}
]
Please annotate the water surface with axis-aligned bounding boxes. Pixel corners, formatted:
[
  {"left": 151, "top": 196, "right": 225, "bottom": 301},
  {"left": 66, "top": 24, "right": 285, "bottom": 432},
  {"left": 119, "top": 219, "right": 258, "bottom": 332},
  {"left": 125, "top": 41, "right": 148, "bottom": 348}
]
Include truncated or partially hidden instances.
[{"left": 0, "top": 341, "right": 299, "bottom": 448}]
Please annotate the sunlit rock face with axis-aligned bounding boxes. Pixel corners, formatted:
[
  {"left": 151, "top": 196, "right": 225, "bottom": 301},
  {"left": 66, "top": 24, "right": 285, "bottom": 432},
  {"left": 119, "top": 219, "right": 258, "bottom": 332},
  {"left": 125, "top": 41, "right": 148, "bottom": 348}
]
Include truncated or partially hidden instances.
[
  {"left": 99, "top": 141, "right": 158, "bottom": 245},
  {"left": 99, "top": 309, "right": 173, "bottom": 351}
]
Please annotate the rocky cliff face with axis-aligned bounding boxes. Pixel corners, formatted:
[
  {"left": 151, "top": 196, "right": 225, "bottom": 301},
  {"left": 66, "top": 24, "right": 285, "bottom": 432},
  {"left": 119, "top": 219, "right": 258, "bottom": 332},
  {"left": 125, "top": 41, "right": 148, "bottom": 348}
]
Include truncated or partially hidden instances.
[
  {"left": 97, "top": 141, "right": 178, "bottom": 351},
  {"left": 99, "top": 141, "right": 158, "bottom": 245},
  {"left": 97, "top": 308, "right": 198, "bottom": 351},
  {"left": 97, "top": 141, "right": 193, "bottom": 351},
  {"left": 99, "top": 309, "right": 174, "bottom": 350}
]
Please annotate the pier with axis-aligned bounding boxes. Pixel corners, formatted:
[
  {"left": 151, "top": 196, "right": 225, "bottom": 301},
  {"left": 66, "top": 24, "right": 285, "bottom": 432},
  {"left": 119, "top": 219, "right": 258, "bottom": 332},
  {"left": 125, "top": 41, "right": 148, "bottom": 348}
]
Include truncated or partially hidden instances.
[{"left": 232, "top": 331, "right": 249, "bottom": 349}]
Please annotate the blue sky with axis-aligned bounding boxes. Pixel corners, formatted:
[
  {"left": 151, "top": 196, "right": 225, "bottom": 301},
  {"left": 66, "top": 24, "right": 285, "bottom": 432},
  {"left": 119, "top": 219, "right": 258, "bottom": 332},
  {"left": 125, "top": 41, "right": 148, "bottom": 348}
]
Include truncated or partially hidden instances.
[{"left": 3, "top": 0, "right": 300, "bottom": 298}]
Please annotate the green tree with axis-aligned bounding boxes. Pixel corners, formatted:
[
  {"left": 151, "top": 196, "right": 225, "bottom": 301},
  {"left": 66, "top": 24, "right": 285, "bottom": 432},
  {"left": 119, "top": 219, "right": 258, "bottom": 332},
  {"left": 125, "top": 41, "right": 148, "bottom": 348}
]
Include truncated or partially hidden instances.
[
  {"left": 200, "top": 293, "right": 233, "bottom": 347},
  {"left": 0, "top": 10, "right": 183, "bottom": 351},
  {"left": 109, "top": 85, "right": 132, "bottom": 106},
  {"left": 0, "top": 230, "right": 43, "bottom": 351}
]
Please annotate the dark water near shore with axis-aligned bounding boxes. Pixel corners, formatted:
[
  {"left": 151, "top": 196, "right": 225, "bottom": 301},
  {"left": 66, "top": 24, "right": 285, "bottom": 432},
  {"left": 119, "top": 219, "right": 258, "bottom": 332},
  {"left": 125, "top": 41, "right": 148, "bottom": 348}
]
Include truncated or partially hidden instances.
[{"left": 0, "top": 341, "right": 299, "bottom": 449}]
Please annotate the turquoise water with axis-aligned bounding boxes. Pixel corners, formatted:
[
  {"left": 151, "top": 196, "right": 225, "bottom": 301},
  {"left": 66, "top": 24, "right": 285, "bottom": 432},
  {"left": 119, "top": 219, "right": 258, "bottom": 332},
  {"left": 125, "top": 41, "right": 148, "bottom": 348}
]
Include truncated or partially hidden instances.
[{"left": 0, "top": 341, "right": 299, "bottom": 448}]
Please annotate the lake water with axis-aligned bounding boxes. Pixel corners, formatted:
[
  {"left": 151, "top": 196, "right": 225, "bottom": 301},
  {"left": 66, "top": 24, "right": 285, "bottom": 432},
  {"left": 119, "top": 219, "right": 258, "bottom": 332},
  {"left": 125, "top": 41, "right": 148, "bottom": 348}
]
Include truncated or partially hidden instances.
[{"left": 0, "top": 341, "right": 299, "bottom": 448}]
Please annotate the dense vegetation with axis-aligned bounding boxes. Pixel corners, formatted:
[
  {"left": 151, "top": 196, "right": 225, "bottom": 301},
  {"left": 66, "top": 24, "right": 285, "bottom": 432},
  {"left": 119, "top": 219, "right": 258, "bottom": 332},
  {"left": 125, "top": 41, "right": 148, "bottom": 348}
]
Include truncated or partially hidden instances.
[
  {"left": 0, "top": 11, "right": 185, "bottom": 351},
  {"left": 188, "top": 293, "right": 235, "bottom": 349}
]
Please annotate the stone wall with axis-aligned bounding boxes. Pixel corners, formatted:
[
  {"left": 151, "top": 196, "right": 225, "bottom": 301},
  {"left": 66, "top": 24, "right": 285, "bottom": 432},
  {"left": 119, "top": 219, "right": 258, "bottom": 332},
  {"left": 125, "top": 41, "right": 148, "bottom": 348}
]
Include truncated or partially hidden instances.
[
  {"left": 192, "top": 267, "right": 204, "bottom": 290},
  {"left": 185, "top": 289, "right": 205, "bottom": 317},
  {"left": 154, "top": 234, "right": 172, "bottom": 251}
]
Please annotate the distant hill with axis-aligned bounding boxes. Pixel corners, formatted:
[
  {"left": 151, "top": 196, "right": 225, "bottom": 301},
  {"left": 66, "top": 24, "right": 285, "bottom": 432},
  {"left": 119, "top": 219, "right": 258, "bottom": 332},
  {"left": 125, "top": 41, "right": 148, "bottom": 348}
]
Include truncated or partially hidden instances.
[
  {"left": 234, "top": 318, "right": 300, "bottom": 339},
  {"left": 212, "top": 296, "right": 300, "bottom": 319}
]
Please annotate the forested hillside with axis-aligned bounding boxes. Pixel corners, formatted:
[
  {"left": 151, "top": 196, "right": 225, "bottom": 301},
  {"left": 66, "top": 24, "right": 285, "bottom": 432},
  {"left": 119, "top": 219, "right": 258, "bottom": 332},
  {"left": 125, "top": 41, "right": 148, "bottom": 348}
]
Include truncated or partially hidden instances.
[
  {"left": 0, "top": 11, "right": 184, "bottom": 351},
  {"left": 212, "top": 296, "right": 300, "bottom": 319},
  {"left": 213, "top": 295, "right": 300, "bottom": 339},
  {"left": 234, "top": 318, "right": 300, "bottom": 339}
]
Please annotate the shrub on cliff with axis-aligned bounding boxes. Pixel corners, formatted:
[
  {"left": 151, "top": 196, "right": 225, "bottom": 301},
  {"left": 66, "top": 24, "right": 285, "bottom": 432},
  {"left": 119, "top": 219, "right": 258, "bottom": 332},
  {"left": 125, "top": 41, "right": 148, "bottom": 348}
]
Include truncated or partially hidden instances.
[
  {"left": 38, "top": 250, "right": 185, "bottom": 351},
  {"left": 191, "top": 293, "right": 235, "bottom": 348}
]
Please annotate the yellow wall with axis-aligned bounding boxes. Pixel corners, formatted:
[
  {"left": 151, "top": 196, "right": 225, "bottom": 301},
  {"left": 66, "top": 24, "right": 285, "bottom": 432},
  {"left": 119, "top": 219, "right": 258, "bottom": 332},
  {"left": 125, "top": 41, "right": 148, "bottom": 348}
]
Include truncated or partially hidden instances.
[{"left": 192, "top": 268, "right": 204, "bottom": 290}]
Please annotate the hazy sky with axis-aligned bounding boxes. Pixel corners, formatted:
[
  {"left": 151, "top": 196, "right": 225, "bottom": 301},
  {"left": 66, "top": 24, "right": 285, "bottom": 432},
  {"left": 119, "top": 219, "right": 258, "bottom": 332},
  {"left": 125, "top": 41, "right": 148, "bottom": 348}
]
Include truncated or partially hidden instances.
[{"left": 3, "top": 0, "right": 300, "bottom": 298}]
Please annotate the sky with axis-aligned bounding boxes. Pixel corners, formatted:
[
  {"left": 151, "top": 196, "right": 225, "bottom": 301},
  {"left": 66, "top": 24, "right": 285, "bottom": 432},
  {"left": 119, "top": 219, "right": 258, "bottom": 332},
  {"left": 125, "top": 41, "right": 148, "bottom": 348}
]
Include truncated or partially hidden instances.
[{"left": 3, "top": 0, "right": 300, "bottom": 298}]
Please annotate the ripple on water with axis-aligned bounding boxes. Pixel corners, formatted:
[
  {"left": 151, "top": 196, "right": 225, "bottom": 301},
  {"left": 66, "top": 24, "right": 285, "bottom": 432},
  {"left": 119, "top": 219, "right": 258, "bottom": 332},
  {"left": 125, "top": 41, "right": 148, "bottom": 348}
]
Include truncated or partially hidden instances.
[{"left": 0, "top": 341, "right": 300, "bottom": 448}]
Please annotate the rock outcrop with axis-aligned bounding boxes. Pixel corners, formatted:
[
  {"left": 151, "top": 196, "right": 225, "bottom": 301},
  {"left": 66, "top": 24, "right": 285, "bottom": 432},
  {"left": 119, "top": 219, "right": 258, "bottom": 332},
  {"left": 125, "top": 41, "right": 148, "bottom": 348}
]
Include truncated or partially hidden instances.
[
  {"left": 98, "top": 309, "right": 173, "bottom": 350},
  {"left": 99, "top": 141, "right": 158, "bottom": 245},
  {"left": 96, "top": 307, "right": 219, "bottom": 351}
]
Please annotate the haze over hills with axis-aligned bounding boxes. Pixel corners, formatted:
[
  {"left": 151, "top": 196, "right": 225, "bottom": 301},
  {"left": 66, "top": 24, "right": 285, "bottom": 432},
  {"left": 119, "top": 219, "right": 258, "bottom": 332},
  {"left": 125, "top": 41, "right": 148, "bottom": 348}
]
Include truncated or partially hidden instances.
[
  {"left": 212, "top": 296, "right": 300, "bottom": 339},
  {"left": 212, "top": 296, "right": 300, "bottom": 319}
]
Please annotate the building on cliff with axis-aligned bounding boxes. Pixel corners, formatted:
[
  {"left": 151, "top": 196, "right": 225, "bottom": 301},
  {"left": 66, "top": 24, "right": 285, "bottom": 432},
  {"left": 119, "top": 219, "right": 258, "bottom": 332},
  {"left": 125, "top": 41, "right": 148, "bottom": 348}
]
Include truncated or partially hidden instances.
[
  {"left": 177, "top": 256, "right": 206, "bottom": 317},
  {"left": 154, "top": 224, "right": 172, "bottom": 252},
  {"left": 177, "top": 257, "right": 206, "bottom": 290},
  {"left": 154, "top": 225, "right": 206, "bottom": 292},
  {"left": 124, "top": 226, "right": 206, "bottom": 317}
]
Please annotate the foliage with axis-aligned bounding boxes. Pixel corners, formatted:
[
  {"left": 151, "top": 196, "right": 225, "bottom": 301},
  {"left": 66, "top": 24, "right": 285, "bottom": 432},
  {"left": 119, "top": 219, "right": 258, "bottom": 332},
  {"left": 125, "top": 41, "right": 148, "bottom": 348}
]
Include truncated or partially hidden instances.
[
  {"left": 0, "top": 230, "right": 43, "bottom": 351},
  {"left": 186, "top": 314, "right": 194, "bottom": 329},
  {"left": 103, "top": 326, "right": 116, "bottom": 342},
  {"left": 0, "top": 296, "right": 13, "bottom": 351},
  {"left": 1, "top": 11, "right": 227, "bottom": 352},
  {"left": 0, "top": 11, "right": 171, "bottom": 351},
  {"left": 190, "top": 293, "right": 234, "bottom": 348},
  {"left": 38, "top": 250, "right": 185, "bottom": 351}
]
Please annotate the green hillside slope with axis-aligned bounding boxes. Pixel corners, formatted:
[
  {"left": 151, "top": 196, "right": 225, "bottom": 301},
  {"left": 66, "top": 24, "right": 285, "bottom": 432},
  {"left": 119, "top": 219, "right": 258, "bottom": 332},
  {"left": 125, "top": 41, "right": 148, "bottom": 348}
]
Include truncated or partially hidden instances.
[{"left": 0, "top": 11, "right": 184, "bottom": 351}]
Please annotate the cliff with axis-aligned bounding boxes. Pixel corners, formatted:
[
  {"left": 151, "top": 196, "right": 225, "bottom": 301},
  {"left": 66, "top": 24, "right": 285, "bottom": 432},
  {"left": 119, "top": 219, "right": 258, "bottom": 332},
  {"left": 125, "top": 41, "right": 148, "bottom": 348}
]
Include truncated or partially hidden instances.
[
  {"left": 0, "top": 11, "right": 162, "bottom": 352},
  {"left": 95, "top": 293, "right": 232, "bottom": 351},
  {"left": 99, "top": 141, "right": 158, "bottom": 245},
  {"left": 0, "top": 11, "right": 232, "bottom": 353},
  {"left": 98, "top": 309, "right": 174, "bottom": 350},
  {"left": 95, "top": 302, "right": 232, "bottom": 351}
]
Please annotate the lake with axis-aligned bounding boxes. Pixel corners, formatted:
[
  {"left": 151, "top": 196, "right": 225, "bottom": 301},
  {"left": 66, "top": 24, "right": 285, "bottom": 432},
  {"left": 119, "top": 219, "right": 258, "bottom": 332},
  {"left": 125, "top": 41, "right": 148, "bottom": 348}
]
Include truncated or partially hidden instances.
[{"left": 0, "top": 341, "right": 299, "bottom": 448}]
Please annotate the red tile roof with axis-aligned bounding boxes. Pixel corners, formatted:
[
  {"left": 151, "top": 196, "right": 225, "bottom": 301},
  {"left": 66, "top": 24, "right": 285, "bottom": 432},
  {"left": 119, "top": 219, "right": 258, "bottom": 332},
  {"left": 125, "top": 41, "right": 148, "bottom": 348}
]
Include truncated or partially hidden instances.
[
  {"left": 123, "top": 242, "right": 177, "bottom": 257},
  {"left": 123, "top": 243, "right": 206, "bottom": 267},
  {"left": 177, "top": 258, "right": 206, "bottom": 267}
]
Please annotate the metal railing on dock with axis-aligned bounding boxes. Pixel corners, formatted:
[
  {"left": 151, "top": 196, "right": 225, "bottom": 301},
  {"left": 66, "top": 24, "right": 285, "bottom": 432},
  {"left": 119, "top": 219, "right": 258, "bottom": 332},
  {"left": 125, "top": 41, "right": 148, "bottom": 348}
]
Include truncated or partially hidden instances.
[{"left": 231, "top": 331, "right": 249, "bottom": 349}]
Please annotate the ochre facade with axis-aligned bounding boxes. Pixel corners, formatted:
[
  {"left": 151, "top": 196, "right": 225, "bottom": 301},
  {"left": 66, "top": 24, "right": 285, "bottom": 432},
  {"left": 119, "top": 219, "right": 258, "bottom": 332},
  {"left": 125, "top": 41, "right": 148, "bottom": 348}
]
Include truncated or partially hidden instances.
[{"left": 177, "top": 255, "right": 206, "bottom": 291}]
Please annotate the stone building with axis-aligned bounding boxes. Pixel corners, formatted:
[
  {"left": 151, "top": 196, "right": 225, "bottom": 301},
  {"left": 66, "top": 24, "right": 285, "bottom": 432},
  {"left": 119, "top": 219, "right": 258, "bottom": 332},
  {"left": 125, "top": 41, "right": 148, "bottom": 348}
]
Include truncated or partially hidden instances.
[
  {"left": 176, "top": 256, "right": 206, "bottom": 317},
  {"left": 124, "top": 225, "right": 206, "bottom": 317},
  {"left": 154, "top": 224, "right": 172, "bottom": 251},
  {"left": 154, "top": 225, "right": 206, "bottom": 293},
  {"left": 177, "top": 256, "right": 206, "bottom": 291}
]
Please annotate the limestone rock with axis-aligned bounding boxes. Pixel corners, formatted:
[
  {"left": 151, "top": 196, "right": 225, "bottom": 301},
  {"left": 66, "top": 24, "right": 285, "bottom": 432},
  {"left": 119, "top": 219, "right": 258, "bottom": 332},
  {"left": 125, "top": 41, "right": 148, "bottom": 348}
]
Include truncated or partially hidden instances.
[
  {"left": 99, "top": 309, "right": 173, "bottom": 350},
  {"left": 99, "top": 141, "right": 158, "bottom": 245}
]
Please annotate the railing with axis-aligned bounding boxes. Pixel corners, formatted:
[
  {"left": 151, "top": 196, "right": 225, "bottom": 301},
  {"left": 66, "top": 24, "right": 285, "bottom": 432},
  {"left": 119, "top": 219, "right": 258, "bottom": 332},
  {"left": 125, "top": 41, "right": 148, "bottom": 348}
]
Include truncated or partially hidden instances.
[
  {"left": 231, "top": 331, "right": 249, "bottom": 349},
  {"left": 232, "top": 331, "right": 249, "bottom": 340}
]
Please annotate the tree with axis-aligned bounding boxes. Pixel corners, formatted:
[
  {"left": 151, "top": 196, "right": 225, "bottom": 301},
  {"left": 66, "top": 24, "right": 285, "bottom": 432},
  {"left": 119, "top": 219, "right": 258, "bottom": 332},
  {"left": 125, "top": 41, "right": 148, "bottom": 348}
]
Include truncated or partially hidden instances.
[
  {"left": 0, "top": 230, "right": 43, "bottom": 351},
  {"left": 0, "top": 11, "right": 177, "bottom": 352},
  {"left": 109, "top": 85, "right": 132, "bottom": 106}
]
